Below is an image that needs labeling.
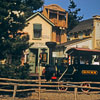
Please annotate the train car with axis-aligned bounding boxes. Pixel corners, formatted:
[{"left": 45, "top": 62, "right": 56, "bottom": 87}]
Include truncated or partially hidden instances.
[{"left": 66, "top": 48, "right": 100, "bottom": 82}]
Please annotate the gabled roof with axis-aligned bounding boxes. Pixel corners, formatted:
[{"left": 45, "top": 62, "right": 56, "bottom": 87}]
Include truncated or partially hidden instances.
[
  {"left": 69, "top": 19, "right": 93, "bottom": 34},
  {"left": 44, "top": 4, "right": 66, "bottom": 12},
  {"left": 26, "top": 12, "right": 55, "bottom": 26}
]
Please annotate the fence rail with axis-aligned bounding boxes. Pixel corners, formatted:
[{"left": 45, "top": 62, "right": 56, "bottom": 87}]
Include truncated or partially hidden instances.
[{"left": 0, "top": 77, "right": 100, "bottom": 100}]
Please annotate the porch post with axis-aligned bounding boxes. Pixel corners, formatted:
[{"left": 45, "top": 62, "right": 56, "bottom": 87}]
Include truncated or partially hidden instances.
[{"left": 38, "top": 48, "right": 41, "bottom": 74}]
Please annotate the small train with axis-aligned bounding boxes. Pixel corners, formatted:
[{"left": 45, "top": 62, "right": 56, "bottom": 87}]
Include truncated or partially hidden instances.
[
  {"left": 44, "top": 48, "right": 100, "bottom": 82},
  {"left": 43, "top": 48, "right": 100, "bottom": 91}
]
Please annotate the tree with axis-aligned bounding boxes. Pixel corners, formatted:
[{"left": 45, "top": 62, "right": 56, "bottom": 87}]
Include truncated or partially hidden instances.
[
  {"left": 67, "top": 0, "right": 83, "bottom": 32},
  {"left": 0, "top": 0, "right": 44, "bottom": 61},
  {"left": 0, "top": 0, "right": 27, "bottom": 60},
  {"left": 24, "top": 0, "right": 44, "bottom": 18},
  {"left": 0, "top": 0, "right": 44, "bottom": 79}
]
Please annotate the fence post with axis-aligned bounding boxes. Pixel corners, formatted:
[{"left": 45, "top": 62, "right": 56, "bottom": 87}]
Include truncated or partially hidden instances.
[
  {"left": 13, "top": 84, "right": 17, "bottom": 100},
  {"left": 74, "top": 88, "right": 77, "bottom": 100},
  {"left": 38, "top": 74, "right": 41, "bottom": 100}
]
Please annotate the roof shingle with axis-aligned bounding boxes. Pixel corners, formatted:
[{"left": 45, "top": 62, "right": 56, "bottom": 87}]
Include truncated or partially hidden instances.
[{"left": 69, "top": 19, "right": 93, "bottom": 33}]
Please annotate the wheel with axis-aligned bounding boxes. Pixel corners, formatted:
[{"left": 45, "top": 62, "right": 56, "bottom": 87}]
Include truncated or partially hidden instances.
[
  {"left": 81, "top": 83, "right": 90, "bottom": 93},
  {"left": 58, "top": 82, "right": 68, "bottom": 91}
]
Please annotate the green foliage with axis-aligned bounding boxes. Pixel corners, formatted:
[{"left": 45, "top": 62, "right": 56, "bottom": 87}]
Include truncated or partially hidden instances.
[
  {"left": 0, "top": 0, "right": 44, "bottom": 61},
  {"left": 0, "top": 0, "right": 44, "bottom": 78},
  {"left": 0, "top": 63, "right": 30, "bottom": 79},
  {"left": 23, "top": 0, "right": 44, "bottom": 18},
  {"left": 0, "top": 0, "right": 26, "bottom": 60},
  {"left": 68, "top": 0, "right": 83, "bottom": 32},
  {"left": 3, "top": 35, "right": 29, "bottom": 65}
]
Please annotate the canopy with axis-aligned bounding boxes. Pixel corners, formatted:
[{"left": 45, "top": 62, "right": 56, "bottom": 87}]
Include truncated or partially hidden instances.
[{"left": 66, "top": 48, "right": 100, "bottom": 55}]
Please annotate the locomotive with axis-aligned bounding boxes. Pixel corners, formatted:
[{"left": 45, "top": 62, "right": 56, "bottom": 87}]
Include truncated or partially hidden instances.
[
  {"left": 43, "top": 48, "right": 100, "bottom": 92},
  {"left": 44, "top": 47, "right": 100, "bottom": 84}
]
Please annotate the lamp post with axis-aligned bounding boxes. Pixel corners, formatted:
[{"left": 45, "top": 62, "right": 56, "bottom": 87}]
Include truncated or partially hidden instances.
[{"left": 46, "top": 42, "right": 57, "bottom": 65}]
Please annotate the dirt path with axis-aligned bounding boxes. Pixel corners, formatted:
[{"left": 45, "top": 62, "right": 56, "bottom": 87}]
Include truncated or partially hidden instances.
[{"left": 0, "top": 92, "right": 100, "bottom": 100}]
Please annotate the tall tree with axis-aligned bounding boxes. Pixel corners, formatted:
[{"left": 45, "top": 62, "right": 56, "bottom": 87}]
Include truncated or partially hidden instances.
[
  {"left": 24, "top": 0, "right": 44, "bottom": 18},
  {"left": 0, "top": 0, "right": 44, "bottom": 60},
  {"left": 0, "top": 0, "right": 44, "bottom": 79},
  {"left": 67, "top": 0, "right": 83, "bottom": 32}
]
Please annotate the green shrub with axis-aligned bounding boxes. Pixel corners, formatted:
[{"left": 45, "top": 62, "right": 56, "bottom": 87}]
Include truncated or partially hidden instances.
[{"left": 0, "top": 63, "right": 30, "bottom": 79}]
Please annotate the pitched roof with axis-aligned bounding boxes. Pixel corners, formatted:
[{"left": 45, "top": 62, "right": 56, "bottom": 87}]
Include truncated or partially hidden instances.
[
  {"left": 44, "top": 4, "right": 66, "bottom": 12},
  {"left": 26, "top": 12, "right": 55, "bottom": 26},
  {"left": 66, "top": 47, "right": 100, "bottom": 55},
  {"left": 69, "top": 19, "right": 94, "bottom": 33},
  {"left": 56, "top": 37, "right": 92, "bottom": 48}
]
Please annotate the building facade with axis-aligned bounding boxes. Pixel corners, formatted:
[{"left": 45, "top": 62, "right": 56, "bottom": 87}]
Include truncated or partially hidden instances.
[
  {"left": 68, "top": 15, "right": 100, "bottom": 50},
  {"left": 23, "top": 12, "right": 54, "bottom": 74},
  {"left": 22, "top": 4, "right": 68, "bottom": 74},
  {"left": 42, "top": 4, "right": 68, "bottom": 44},
  {"left": 55, "top": 15, "right": 100, "bottom": 58},
  {"left": 93, "top": 15, "right": 100, "bottom": 49}
]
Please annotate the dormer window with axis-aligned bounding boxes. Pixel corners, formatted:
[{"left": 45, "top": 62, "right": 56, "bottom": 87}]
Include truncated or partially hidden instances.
[
  {"left": 85, "top": 32, "right": 90, "bottom": 36},
  {"left": 74, "top": 33, "right": 78, "bottom": 38},
  {"left": 33, "top": 24, "right": 42, "bottom": 39}
]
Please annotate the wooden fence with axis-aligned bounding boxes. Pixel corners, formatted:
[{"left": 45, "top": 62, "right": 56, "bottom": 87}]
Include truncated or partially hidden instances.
[{"left": 0, "top": 77, "right": 100, "bottom": 100}]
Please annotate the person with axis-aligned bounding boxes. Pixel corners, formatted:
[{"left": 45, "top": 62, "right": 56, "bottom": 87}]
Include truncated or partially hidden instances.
[
  {"left": 80, "top": 57, "right": 85, "bottom": 64},
  {"left": 92, "top": 56, "right": 99, "bottom": 65}
]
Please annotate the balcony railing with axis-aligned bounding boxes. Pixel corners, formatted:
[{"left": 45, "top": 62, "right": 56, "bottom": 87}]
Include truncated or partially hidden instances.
[{"left": 50, "top": 19, "right": 67, "bottom": 28}]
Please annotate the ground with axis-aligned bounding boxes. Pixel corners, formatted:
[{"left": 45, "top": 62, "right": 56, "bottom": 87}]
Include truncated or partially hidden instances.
[{"left": 0, "top": 92, "right": 100, "bottom": 100}]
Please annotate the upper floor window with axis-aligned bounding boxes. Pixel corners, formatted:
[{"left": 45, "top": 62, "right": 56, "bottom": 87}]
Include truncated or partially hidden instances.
[
  {"left": 74, "top": 33, "right": 78, "bottom": 38},
  {"left": 59, "top": 15, "right": 65, "bottom": 20},
  {"left": 33, "top": 24, "right": 42, "bottom": 39},
  {"left": 85, "top": 32, "right": 90, "bottom": 36},
  {"left": 56, "top": 34, "right": 60, "bottom": 42}
]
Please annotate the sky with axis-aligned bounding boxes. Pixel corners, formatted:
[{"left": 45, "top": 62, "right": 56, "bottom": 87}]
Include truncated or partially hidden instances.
[{"left": 44, "top": 0, "right": 100, "bottom": 20}]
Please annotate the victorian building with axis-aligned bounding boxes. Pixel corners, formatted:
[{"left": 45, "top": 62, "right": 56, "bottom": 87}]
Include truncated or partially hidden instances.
[
  {"left": 22, "top": 4, "right": 68, "bottom": 74},
  {"left": 55, "top": 15, "right": 100, "bottom": 58}
]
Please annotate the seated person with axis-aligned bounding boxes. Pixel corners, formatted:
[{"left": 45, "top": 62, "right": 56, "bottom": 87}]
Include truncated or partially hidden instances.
[{"left": 80, "top": 57, "right": 85, "bottom": 64}]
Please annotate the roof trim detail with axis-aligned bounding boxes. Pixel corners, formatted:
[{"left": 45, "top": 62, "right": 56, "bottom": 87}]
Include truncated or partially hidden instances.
[
  {"left": 44, "top": 4, "right": 66, "bottom": 12},
  {"left": 26, "top": 12, "right": 55, "bottom": 26}
]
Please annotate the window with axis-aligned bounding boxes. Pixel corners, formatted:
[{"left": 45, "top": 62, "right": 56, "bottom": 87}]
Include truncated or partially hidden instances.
[
  {"left": 56, "top": 34, "right": 60, "bottom": 42},
  {"left": 85, "top": 31, "right": 91, "bottom": 36},
  {"left": 33, "top": 24, "right": 42, "bottom": 39},
  {"left": 74, "top": 33, "right": 78, "bottom": 38},
  {"left": 85, "top": 32, "right": 90, "bottom": 36}
]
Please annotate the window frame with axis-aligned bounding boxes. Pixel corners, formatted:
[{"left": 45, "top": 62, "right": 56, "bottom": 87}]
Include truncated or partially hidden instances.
[
  {"left": 74, "top": 33, "right": 79, "bottom": 39},
  {"left": 33, "top": 24, "right": 42, "bottom": 39}
]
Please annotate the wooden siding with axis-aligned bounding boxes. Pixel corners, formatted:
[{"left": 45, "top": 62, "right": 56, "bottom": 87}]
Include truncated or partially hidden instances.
[{"left": 42, "top": 4, "right": 68, "bottom": 28}]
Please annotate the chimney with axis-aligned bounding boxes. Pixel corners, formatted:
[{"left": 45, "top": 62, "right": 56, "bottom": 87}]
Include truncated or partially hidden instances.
[{"left": 93, "top": 15, "right": 100, "bottom": 19}]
